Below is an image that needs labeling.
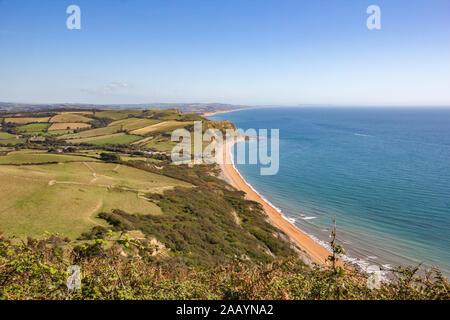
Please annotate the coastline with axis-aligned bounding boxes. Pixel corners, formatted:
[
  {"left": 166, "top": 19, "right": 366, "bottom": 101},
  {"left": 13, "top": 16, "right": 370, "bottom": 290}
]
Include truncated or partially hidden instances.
[
  {"left": 202, "top": 108, "right": 249, "bottom": 117},
  {"left": 219, "top": 138, "right": 344, "bottom": 267}
]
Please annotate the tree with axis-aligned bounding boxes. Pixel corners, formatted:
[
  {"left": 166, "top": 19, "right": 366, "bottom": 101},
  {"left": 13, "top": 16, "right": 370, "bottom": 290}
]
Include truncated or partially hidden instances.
[{"left": 100, "top": 152, "right": 119, "bottom": 162}]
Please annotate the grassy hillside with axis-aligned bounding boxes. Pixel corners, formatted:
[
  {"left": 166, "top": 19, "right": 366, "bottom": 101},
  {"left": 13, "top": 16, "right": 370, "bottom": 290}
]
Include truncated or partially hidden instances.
[
  {"left": 101, "top": 161, "right": 297, "bottom": 266},
  {"left": 17, "top": 123, "right": 51, "bottom": 134},
  {"left": 0, "top": 160, "right": 191, "bottom": 238},
  {"left": 108, "top": 118, "right": 160, "bottom": 131},
  {"left": 131, "top": 120, "right": 193, "bottom": 135},
  {"left": 0, "top": 152, "right": 97, "bottom": 164},
  {"left": 95, "top": 110, "right": 144, "bottom": 120},
  {"left": 61, "top": 125, "right": 122, "bottom": 140},
  {"left": 50, "top": 114, "right": 92, "bottom": 123},
  {"left": 0, "top": 132, "right": 26, "bottom": 145},
  {"left": 49, "top": 123, "right": 91, "bottom": 131},
  {"left": 5, "top": 117, "right": 50, "bottom": 124},
  {"left": 78, "top": 134, "right": 143, "bottom": 146}
]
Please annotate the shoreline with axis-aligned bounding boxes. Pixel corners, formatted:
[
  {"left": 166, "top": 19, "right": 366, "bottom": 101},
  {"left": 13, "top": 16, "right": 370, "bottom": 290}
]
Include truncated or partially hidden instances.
[
  {"left": 219, "top": 139, "right": 344, "bottom": 267},
  {"left": 202, "top": 108, "right": 249, "bottom": 117}
]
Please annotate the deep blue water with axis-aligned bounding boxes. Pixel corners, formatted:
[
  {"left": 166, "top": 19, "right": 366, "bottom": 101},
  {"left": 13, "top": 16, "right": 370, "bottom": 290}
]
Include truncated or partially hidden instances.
[{"left": 210, "top": 107, "right": 450, "bottom": 274}]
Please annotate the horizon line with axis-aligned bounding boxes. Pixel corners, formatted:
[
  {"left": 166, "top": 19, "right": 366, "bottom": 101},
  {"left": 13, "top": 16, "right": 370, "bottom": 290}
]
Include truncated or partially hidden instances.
[{"left": 1, "top": 101, "right": 450, "bottom": 109}]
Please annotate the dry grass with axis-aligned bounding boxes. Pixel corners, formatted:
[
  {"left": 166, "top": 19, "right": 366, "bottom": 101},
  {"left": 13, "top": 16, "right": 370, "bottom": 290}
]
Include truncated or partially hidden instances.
[
  {"left": 59, "top": 125, "right": 122, "bottom": 140},
  {"left": 95, "top": 110, "right": 144, "bottom": 120},
  {"left": 131, "top": 121, "right": 192, "bottom": 135},
  {"left": 5, "top": 117, "right": 50, "bottom": 124},
  {"left": 49, "top": 122, "right": 91, "bottom": 131},
  {"left": 108, "top": 118, "right": 161, "bottom": 131},
  {"left": 59, "top": 111, "right": 93, "bottom": 115},
  {"left": 65, "top": 132, "right": 125, "bottom": 143},
  {"left": 50, "top": 114, "right": 92, "bottom": 123}
]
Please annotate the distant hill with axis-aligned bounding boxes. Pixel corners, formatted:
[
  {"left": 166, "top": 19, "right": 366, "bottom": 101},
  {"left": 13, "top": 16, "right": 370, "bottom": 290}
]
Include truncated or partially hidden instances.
[{"left": 0, "top": 102, "right": 251, "bottom": 115}]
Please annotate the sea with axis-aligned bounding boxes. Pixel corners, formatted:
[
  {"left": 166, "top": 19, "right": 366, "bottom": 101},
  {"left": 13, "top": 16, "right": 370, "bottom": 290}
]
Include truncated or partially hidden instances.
[{"left": 209, "top": 107, "right": 450, "bottom": 276}]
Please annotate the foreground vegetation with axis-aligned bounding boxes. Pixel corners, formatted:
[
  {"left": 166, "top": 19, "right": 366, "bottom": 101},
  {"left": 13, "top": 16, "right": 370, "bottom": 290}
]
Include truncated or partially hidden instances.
[{"left": 0, "top": 233, "right": 448, "bottom": 300}]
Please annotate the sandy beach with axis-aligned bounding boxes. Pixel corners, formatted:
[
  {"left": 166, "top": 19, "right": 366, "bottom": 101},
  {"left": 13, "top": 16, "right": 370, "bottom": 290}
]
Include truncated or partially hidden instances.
[
  {"left": 202, "top": 108, "right": 248, "bottom": 117},
  {"left": 220, "top": 139, "right": 343, "bottom": 267}
]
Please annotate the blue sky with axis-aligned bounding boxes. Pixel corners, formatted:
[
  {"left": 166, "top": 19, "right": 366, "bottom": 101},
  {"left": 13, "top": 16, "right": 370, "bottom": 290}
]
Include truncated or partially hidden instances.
[{"left": 0, "top": 0, "right": 449, "bottom": 106}]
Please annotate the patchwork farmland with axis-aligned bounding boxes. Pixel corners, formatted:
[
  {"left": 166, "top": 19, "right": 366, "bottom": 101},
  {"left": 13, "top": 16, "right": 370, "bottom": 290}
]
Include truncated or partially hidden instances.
[{"left": 0, "top": 108, "right": 234, "bottom": 240}]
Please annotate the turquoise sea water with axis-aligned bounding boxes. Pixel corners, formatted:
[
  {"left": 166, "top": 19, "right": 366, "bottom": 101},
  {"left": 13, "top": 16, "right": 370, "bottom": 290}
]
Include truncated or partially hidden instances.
[{"left": 210, "top": 107, "right": 450, "bottom": 275}]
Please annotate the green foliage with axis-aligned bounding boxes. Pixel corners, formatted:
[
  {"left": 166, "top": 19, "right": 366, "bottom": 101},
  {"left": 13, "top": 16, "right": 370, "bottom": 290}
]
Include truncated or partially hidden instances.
[
  {"left": 0, "top": 235, "right": 448, "bottom": 300},
  {"left": 100, "top": 152, "right": 119, "bottom": 162},
  {"left": 96, "top": 162, "right": 296, "bottom": 266}
]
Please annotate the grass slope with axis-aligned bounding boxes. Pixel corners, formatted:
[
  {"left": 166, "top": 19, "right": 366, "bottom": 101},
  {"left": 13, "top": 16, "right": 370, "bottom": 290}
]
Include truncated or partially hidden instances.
[
  {"left": 60, "top": 125, "right": 122, "bottom": 140},
  {"left": 66, "top": 133, "right": 142, "bottom": 145},
  {"left": 84, "top": 134, "right": 142, "bottom": 146},
  {"left": 50, "top": 114, "right": 92, "bottom": 123},
  {"left": 0, "top": 132, "right": 26, "bottom": 145},
  {"left": 5, "top": 117, "right": 51, "bottom": 124},
  {"left": 108, "top": 118, "right": 161, "bottom": 131},
  {"left": 0, "top": 162, "right": 191, "bottom": 238},
  {"left": 131, "top": 120, "right": 192, "bottom": 135},
  {"left": 17, "top": 123, "right": 51, "bottom": 134},
  {"left": 0, "top": 152, "right": 97, "bottom": 165},
  {"left": 48, "top": 123, "right": 91, "bottom": 130},
  {"left": 95, "top": 110, "right": 144, "bottom": 120}
]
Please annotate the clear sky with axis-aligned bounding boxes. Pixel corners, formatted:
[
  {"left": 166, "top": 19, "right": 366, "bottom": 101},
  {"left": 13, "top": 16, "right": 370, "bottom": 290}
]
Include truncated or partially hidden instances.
[{"left": 0, "top": 0, "right": 449, "bottom": 106}]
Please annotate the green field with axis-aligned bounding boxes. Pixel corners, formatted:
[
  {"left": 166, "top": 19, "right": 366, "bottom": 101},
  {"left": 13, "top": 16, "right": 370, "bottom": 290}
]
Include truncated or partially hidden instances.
[
  {"left": 136, "top": 132, "right": 212, "bottom": 152},
  {"left": 0, "top": 162, "right": 191, "bottom": 238},
  {"left": 17, "top": 123, "right": 51, "bottom": 134},
  {"left": 60, "top": 125, "right": 122, "bottom": 140},
  {"left": 78, "top": 134, "right": 142, "bottom": 146},
  {"left": 0, "top": 132, "right": 17, "bottom": 139},
  {"left": 131, "top": 120, "right": 193, "bottom": 135},
  {"left": 0, "top": 152, "right": 98, "bottom": 164},
  {"left": 145, "top": 109, "right": 183, "bottom": 120},
  {"left": 50, "top": 113, "right": 92, "bottom": 123},
  {"left": 139, "top": 135, "right": 178, "bottom": 152},
  {"left": 108, "top": 118, "right": 161, "bottom": 131},
  {"left": 95, "top": 110, "right": 144, "bottom": 120},
  {"left": 5, "top": 117, "right": 50, "bottom": 124},
  {"left": 0, "top": 132, "right": 26, "bottom": 145}
]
